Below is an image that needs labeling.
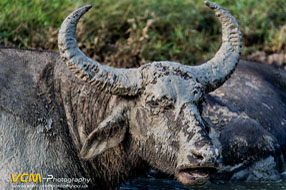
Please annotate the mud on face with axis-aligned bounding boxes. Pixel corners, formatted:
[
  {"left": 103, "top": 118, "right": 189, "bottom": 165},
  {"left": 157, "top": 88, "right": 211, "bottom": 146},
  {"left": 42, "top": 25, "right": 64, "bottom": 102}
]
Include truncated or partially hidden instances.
[{"left": 129, "top": 63, "right": 220, "bottom": 185}]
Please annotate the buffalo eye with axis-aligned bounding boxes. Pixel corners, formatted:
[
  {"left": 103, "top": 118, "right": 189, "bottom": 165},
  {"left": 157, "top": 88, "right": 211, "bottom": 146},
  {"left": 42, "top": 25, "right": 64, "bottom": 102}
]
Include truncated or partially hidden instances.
[
  {"left": 158, "top": 95, "right": 175, "bottom": 108},
  {"left": 147, "top": 100, "right": 159, "bottom": 108}
]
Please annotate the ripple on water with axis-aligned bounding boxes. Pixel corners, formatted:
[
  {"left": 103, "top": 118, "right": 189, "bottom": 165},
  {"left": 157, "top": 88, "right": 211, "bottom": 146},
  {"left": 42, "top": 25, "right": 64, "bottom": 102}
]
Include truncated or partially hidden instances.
[{"left": 120, "top": 176, "right": 286, "bottom": 190}]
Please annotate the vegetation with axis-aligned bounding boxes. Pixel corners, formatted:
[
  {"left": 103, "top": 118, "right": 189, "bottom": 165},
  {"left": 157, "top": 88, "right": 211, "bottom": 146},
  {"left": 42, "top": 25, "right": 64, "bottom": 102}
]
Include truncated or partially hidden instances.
[{"left": 0, "top": 0, "right": 285, "bottom": 66}]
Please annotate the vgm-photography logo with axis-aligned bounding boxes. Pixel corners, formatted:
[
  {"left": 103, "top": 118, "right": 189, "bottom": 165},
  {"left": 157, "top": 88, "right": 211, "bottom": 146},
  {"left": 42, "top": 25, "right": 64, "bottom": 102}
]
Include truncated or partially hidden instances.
[{"left": 11, "top": 173, "right": 91, "bottom": 189}]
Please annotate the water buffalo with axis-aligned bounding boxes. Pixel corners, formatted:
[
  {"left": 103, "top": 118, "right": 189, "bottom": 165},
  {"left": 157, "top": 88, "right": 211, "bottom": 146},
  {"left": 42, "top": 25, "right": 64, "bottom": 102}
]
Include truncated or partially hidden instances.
[
  {"left": 204, "top": 60, "right": 286, "bottom": 182},
  {"left": 1, "top": 0, "right": 284, "bottom": 189},
  {"left": 134, "top": 59, "right": 286, "bottom": 184}
]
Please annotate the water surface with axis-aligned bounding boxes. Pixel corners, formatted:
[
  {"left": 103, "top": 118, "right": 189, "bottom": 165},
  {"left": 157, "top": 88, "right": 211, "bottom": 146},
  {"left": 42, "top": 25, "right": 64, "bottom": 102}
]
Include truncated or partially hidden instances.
[{"left": 120, "top": 175, "right": 286, "bottom": 190}]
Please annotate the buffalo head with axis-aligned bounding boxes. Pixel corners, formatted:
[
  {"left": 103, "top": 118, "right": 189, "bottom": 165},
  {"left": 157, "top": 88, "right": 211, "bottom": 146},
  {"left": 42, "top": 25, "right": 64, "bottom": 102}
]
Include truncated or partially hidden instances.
[{"left": 58, "top": 0, "right": 241, "bottom": 186}]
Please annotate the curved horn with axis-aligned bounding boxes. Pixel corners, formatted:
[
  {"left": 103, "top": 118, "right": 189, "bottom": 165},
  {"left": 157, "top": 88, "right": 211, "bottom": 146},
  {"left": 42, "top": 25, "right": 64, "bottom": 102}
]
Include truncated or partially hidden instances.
[
  {"left": 189, "top": 1, "right": 242, "bottom": 93},
  {"left": 58, "top": 5, "right": 143, "bottom": 96}
]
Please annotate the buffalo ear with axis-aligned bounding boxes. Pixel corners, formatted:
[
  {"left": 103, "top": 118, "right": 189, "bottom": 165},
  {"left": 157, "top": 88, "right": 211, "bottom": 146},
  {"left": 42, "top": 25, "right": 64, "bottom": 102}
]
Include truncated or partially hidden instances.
[
  {"left": 80, "top": 107, "right": 128, "bottom": 160},
  {"left": 80, "top": 125, "right": 127, "bottom": 160}
]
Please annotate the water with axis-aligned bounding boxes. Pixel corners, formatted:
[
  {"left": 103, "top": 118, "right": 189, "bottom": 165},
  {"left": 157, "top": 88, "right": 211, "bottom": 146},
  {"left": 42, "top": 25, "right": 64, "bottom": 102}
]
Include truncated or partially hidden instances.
[{"left": 120, "top": 176, "right": 286, "bottom": 190}]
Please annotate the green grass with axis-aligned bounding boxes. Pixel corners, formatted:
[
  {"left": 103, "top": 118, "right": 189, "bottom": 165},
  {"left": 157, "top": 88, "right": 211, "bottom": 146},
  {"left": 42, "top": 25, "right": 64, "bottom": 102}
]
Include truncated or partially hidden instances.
[{"left": 0, "top": 0, "right": 285, "bottom": 66}]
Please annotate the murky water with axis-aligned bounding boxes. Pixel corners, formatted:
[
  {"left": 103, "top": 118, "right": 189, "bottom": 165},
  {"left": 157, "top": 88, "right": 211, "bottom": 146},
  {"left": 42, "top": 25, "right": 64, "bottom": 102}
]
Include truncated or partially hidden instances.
[{"left": 120, "top": 176, "right": 286, "bottom": 190}]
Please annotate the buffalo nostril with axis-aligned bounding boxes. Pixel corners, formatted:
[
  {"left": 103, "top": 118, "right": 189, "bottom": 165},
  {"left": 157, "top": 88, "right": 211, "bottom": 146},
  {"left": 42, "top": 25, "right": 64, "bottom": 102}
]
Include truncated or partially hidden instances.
[
  {"left": 187, "top": 153, "right": 204, "bottom": 166},
  {"left": 195, "top": 154, "right": 204, "bottom": 160},
  {"left": 191, "top": 149, "right": 204, "bottom": 161}
]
